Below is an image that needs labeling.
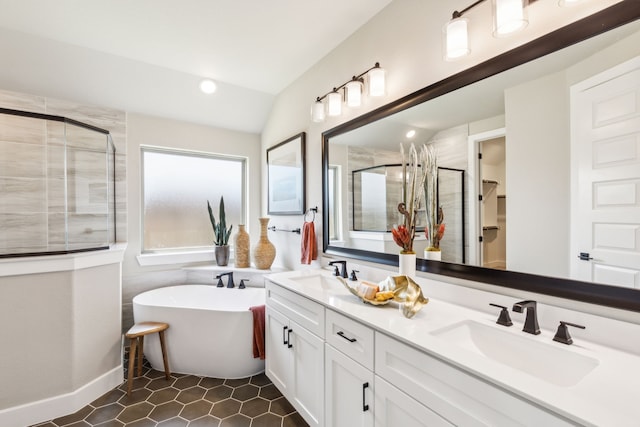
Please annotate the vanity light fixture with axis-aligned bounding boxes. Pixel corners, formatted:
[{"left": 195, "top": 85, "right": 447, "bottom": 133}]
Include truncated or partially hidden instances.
[
  {"left": 199, "top": 78, "right": 217, "bottom": 94},
  {"left": 493, "top": 0, "right": 528, "bottom": 37},
  {"left": 311, "top": 62, "right": 385, "bottom": 123},
  {"left": 444, "top": 0, "right": 532, "bottom": 60}
]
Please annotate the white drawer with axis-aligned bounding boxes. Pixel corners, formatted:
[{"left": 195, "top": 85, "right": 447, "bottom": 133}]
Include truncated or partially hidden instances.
[
  {"left": 375, "top": 332, "right": 574, "bottom": 427},
  {"left": 265, "top": 280, "right": 325, "bottom": 338},
  {"left": 325, "top": 309, "right": 374, "bottom": 370}
]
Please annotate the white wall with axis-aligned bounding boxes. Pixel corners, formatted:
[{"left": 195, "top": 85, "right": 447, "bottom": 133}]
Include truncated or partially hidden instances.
[{"left": 261, "top": 0, "right": 620, "bottom": 270}]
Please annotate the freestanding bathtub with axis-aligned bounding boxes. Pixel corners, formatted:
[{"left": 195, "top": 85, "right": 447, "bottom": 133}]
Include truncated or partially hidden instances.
[{"left": 132, "top": 284, "right": 266, "bottom": 378}]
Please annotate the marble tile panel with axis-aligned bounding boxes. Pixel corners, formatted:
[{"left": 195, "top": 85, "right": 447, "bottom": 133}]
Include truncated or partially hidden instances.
[
  {"left": 0, "top": 177, "right": 46, "bottom": 213},
  {"left": 0, "top": 113, "right": 46, "bottom": 145},
  {"left": 0, "top": 89, "right": 45, "bottom": 113},
  {"left": 0, "top": 213, "right": 47, "bottom": 250},
  {"left": 0, "top": 140, "right": 46, "bottom": 179}
]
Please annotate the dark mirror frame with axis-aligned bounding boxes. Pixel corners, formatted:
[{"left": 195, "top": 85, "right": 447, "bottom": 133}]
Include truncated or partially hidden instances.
[{"left": 322, "top": 2, "right": 640, "bottom": 312}]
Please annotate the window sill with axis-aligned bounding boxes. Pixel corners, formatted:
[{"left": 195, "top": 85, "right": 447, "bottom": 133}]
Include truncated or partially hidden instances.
[{"left": 137, "top": 249, "right": 224, "bottom": 267}]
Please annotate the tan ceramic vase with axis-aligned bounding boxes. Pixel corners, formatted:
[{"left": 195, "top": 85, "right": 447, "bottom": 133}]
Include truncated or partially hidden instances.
[
  {"left": 254, "top": 217, "right": 276, "bottom": 269},
  {"left": 235, "top": 224, "right": 250, "bottom": 268}
]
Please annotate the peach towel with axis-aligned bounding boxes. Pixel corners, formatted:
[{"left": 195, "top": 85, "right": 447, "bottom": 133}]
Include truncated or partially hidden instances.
[
  {"left": 249, "top": 305, "right": 266, "bottom": 360},
  {"left": 300, "top": 221, "right": 317, "bottom": 264}
]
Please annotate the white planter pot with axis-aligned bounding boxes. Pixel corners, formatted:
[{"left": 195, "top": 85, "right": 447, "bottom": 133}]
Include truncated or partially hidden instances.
[
  {"left": 424, "top": 249, "right": 441, "bottom": 261},
  {"left": 398, "top": 253, "right": 417, "bottom": 278}
]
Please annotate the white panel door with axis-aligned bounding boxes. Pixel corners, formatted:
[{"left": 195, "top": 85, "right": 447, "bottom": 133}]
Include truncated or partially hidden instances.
[
  {"left": 325, "top": 344, "right": 374, "bottom": 427},
  {"left": 264, "top": 307, "right": 291, "bottom": 394},
  {"left": 570, "top": 56, "right": 640, "bottom": 288},
  {"left": 290, "top": 320, "right": 324, "bottom": 427}
]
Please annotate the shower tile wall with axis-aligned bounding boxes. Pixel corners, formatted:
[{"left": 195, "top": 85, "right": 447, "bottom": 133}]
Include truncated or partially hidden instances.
[{"left": 0, "top": 89, "right": 127, "bottom": 252}]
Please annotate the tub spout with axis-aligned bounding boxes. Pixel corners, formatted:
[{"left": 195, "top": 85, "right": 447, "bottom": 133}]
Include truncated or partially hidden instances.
[{"left": 216, "top": 271, "right": 235, "bottom": 288}]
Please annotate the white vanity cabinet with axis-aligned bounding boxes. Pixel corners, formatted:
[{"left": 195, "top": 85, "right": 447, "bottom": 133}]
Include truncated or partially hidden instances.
[
  {"left": 265, "top": 277, "right": 577, "bottom": 427},
  {"left": 265, "top": 281, "right": 325, "bottom": 427},
  {"left": 325, "top": 309, "right": 375, "bottom": 426},
  {"left": 375, "top": 333, "right": 575, "bottom": 427}
]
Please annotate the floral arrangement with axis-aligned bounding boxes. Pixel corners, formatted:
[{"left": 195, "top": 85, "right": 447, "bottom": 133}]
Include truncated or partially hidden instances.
[
  {"left": 391, "top": 143, "right": 445, "bottom": 254},
  {"left": 391, "top": 144, "right": 427, "bottom": 254},
  {"left": 422, "top": 144, "right": 445, "bottom": 251}
]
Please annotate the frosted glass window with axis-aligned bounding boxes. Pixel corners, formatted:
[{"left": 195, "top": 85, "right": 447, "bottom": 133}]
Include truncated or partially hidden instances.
[{"left": 142, "top": 148, "right": 246, "bottom": 252}]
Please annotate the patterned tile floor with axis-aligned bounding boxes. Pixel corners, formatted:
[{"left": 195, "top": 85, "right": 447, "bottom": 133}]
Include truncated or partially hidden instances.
[{"left": 32, "top": 350, "right": 309, "bottom": 427}]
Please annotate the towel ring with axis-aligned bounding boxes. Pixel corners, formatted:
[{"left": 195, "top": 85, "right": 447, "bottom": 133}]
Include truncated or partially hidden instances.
[{"left": 304, "top": 207, "right": 318, "bottom": 222}]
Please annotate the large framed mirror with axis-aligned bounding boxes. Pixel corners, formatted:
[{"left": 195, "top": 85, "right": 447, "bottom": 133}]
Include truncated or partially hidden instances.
[{"left": 322, "top": 2, "right": 640, "bottom": 312}]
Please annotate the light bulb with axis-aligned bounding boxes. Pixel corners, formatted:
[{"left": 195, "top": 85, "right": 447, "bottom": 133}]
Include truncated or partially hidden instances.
[{"left": 199, "top": 79, "right": 217, "bottom": 94}]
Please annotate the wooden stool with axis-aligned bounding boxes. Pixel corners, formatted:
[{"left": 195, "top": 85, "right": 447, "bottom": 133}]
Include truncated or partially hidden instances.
[{"left": 125, "top": 321, "right": 170, "bottom": 396}]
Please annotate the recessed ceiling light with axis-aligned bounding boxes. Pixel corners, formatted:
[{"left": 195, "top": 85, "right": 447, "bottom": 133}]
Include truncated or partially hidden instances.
[
  {"left": 406, "top": 130, "right": 416, "bottom": 139},
  {"left": 199, "top": 79, "right": 217, "bottom": 94}
]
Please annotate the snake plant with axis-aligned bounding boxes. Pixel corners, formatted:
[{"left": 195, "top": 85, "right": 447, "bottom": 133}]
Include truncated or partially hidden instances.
[{"left": 207, "top": 197, "right": 233, "bottom": 246}]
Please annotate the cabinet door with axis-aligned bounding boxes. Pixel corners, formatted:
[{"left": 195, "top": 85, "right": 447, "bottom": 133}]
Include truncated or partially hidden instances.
[
  {"left": 375, "top": 376, "right": 453, "bottom": 427},
  {"left": 290, "top": 320, "right": 324, "bottom": 427},
  {"left": 265, "top": 307, "right": 291, "bottom": 394},
  {"left": 325, "top": 344, "right": 374, "bottom": 427}
]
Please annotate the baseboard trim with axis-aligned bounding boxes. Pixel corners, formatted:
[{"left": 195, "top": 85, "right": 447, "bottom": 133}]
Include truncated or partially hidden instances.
[{"left": 0, "top": 365, "right": 123, "bottom": 427}]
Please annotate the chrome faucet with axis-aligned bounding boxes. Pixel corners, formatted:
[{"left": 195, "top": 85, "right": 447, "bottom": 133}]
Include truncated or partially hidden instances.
[
  {"left": 512, "top": 300, "right": 540, "bottom": 335},
  {"left": 215, "top": 272, "right": 235, "bottom": 288},
  {"left": 328, "top": 260, "right": 348, "bottom": 278}
]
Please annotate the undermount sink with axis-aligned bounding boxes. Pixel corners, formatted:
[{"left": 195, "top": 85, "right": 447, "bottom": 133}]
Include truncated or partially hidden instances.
[
  {"left": 431, "top": 320, "right": 599, "bottom": 387},
  {"left": 287, "top": 273, "right": 340, "bottom": 289}
]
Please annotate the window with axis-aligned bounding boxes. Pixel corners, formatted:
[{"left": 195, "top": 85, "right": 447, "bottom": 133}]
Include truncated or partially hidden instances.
[{"left": 141, "top": 147, "right": 246, "bottom": 253}]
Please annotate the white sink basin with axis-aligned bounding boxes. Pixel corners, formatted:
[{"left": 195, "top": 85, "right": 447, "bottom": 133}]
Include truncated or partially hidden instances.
[
  {"left": 431, "top": 320, "right": 599, "bottom": 387},
  {"left": 286, "top": 273, "right": 341, "bottom": 289}
]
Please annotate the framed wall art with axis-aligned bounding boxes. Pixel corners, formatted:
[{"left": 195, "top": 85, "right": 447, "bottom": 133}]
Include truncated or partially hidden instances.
[{"left": 267, "top": 132, "right": 306, "bottom": 215}]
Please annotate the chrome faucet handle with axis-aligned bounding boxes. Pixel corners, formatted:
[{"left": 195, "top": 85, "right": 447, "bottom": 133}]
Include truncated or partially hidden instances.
[
  {"left": 553, "top": 321, "right": 585, "bottom": 345},
  {"left": 489, "top": 303, "right": 513, "bottom": 327}
]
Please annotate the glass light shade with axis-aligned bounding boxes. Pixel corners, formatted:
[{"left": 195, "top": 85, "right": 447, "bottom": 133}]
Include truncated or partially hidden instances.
[
  {"left": 444, "top": 17, "right": 470, "bottom": 60},
  {"left": 327, "top": 91, "right": 342, "bottom": 116},
  {"left": 492, "top": 0, "right": 528, "bottom": 37},
  {"left": 311, "top": 99, "right": 325, "bottom": 122},
  {"left": 345, "top": 80, "right": 363, "bottom": 107},
  {"left": 368, "top": 67, "right": 386, "bottom": 97},
  {"left": 199, "top": 79, "right": 217, "bottom": 94}
]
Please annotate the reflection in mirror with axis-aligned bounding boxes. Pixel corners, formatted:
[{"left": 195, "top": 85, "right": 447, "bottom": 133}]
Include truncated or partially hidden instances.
[
  {"left": 324, "top": 11, "right": 640, "bottom": 299},
  {"left": 351, "top": 164, "right": 465, "bottom": 263}
]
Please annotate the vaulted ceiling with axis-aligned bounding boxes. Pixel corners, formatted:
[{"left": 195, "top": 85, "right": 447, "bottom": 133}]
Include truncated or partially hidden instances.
[{"left": 0, "top": 0, "right": 392, "bottom": 132}]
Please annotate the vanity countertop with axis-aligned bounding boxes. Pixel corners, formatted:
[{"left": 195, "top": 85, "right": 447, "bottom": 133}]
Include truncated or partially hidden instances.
[{"left": 266, "top": 268, "right": 640, "bottom": 427}]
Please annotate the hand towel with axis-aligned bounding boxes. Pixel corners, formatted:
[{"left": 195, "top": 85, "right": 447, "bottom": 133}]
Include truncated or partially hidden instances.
[
  {"left": 300, "top": 221, "right": 317, "bottom": 264},
  {"left": 249, "top": 305, "right": 266, "bottom": 360}
]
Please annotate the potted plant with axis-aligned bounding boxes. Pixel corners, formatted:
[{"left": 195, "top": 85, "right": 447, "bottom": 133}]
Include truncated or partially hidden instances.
[{"left": 207, "top": 197, "right": 233, "bottom": 266}]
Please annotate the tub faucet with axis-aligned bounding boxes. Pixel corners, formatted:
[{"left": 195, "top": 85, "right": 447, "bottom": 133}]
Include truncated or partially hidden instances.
[
  {"left": 512, "top": 300, "right": 540, "bottom": 335},
  {"left": 215, "top": 272, "right": 235, "bottom": 288}
]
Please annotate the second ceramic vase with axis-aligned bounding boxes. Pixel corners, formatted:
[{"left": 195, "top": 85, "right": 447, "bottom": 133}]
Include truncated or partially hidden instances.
[{"left": 254, "top": 217, "right": 276, "bottom": 269}]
